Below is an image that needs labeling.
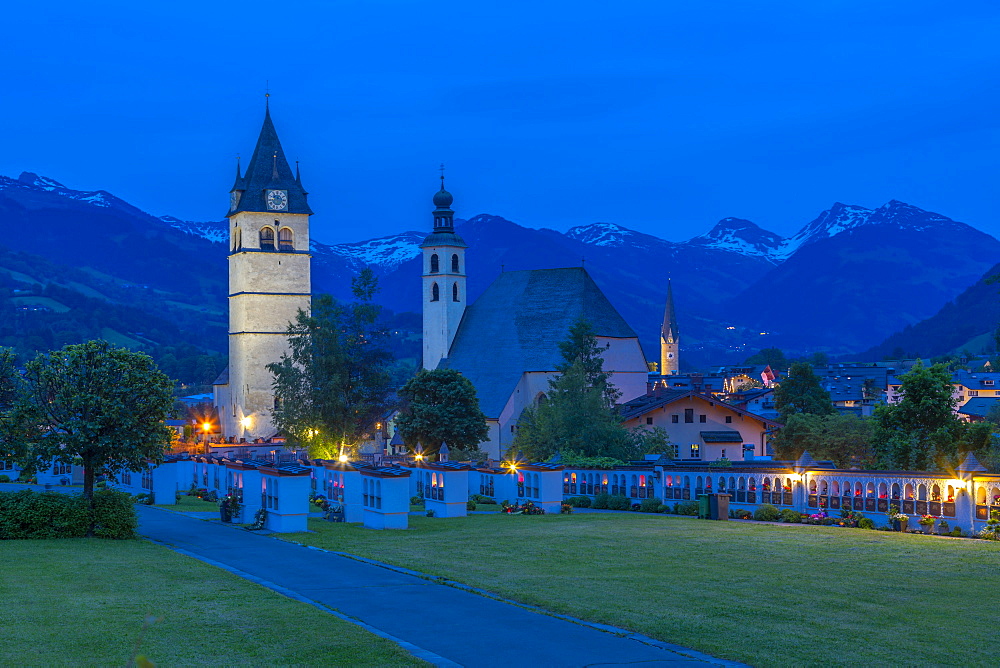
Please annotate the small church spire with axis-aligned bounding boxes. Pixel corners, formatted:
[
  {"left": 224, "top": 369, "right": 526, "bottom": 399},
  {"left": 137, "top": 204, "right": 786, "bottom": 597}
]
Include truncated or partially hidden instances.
[
  {"left": 431, "top": 165, "right": 455, "bottom": 233},
  {"left": 660, "top": 279, "right": 680, "bottom": 376}
]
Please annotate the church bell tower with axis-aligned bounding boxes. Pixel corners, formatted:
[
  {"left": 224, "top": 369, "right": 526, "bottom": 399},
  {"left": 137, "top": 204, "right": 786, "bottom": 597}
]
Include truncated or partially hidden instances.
[
  {"left": 660, "top": 279, "right": 679, "bottom": 376},
  {"left": 218, "top": 101, "right": 312, "bottom": 440},
  {"left": 421, "top": 173, "right": 467, "bottom": 370}
]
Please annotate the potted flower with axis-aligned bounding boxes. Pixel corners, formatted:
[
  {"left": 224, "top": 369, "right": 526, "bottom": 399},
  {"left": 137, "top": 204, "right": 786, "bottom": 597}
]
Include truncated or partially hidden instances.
[
  {"left": 918, "top": 514, "right": 936, "bottom": 534},
  {"left": 889, "top": 505, "right": 908, "bottom": 532},
  {"left": 936, "top": 519, "right": 950, "bottom": 536},
  {"left": 220, "top": 492, "right": 241, "bottom": 523}
]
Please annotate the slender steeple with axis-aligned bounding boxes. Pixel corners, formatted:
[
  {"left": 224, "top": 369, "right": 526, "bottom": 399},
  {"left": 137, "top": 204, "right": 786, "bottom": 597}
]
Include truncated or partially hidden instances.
[
  {"left": 229, "top": 102, "right": 311, "bottom": 215},
  {"left": 660, "top": 279, "right": 680, "bottom": 375},
  {"left": 421, "top": 168, "right": 468, "bottom": 370}
]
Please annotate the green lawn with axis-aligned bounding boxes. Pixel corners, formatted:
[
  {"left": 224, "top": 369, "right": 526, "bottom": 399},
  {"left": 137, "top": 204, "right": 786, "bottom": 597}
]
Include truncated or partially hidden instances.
[
  {"left": 0, "top": 539, "right": 423, "bottom": 666},
  {"left": 157, "top": 494, "right": 220, "bottom": 512},
  {"left": 282, "top": 512, "right": 1000, "bottom": 666}
]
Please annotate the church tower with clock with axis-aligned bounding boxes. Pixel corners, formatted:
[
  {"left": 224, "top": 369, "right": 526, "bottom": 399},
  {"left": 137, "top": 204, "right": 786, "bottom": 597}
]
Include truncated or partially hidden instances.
[{"left": 215, "top": 102, "right": 312, "bottom": 441}]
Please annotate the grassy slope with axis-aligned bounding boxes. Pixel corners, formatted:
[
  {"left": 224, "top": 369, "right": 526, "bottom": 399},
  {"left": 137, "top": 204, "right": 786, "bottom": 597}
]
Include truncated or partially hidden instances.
[
  {"left": 284, "top": 513, "right": 1000, "bottom": 666},
  {"left": 156, "top": 495, "right": 221, "bottom": 512},
  {"left": 0, "top": 539, "right": 423, "bottom": 667}
]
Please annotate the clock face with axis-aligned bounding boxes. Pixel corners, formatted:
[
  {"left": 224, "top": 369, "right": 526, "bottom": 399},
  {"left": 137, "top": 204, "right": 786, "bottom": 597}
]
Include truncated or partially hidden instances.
[
  {"left": 266, "top": 189, "right": 288, "bottom": 211},
  {"left": 230, "top": 191, "right": 241, "bottom": 210}
]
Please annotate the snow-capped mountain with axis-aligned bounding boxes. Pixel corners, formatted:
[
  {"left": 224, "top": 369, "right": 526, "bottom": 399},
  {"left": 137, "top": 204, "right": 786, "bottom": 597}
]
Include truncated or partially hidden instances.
[
  {"left": 565, "top": 222, "right": 674, "bottom": 249},
  {"left": 686, "top": 217, "right": 784, "bottom": 262},
  {"left": 161, "top": 216, "right": 229, "bottom": 244},
  {"left": 315, "top": 232, "right": 425, "bottom": 272}
]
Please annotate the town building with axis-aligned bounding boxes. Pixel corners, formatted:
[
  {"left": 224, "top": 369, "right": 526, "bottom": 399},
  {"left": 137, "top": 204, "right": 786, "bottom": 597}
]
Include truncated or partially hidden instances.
[{"left": 619, "top": 388, "right": 781, "bottom": 461}]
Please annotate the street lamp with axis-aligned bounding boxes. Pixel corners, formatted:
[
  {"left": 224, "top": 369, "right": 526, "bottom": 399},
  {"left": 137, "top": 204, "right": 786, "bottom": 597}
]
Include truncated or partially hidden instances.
[{"left": 201, "top": 422, "right": 211, "bottom": 455}]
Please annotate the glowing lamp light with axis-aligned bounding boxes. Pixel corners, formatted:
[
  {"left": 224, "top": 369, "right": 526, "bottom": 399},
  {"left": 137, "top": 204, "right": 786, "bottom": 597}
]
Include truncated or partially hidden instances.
[
  {"left": 415, "top": 453, "right": 424, "bottom": 461},
  {"left": 240, "top": 416, "right": 252, "bottom": 429},
  {"left": 201, "top": 422, "right": 211, "bottom": 433},
  {"left": 338, "top": 454, "right": 348, "bottom": 463}
]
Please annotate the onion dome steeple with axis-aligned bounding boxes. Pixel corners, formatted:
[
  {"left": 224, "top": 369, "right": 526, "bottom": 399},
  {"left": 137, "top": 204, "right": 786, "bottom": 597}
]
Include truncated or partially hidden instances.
[
  {"left": 228, "top": 101, "right": 312, "bottom": 216},
  {"left": 421, "top": 166, "right": 467, "bottom": 248}
]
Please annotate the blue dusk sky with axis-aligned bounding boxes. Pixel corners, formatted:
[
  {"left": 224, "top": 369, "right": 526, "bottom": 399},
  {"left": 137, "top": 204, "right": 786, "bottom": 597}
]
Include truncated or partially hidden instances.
[{"left": 3, "top": 1, "right": 998, "bottom": 245}]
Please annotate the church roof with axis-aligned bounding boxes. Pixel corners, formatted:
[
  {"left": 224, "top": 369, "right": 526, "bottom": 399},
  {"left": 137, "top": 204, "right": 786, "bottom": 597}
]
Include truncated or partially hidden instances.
[
  {"left": 230, "top": 103, "right": 312, "bottom": 216},
  {"left": 442, "top": 267, "right": 637, "bottom": 418}
]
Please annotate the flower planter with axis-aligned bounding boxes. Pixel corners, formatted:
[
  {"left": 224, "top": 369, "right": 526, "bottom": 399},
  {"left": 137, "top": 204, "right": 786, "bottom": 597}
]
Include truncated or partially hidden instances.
[
  {"left": 936, "top": 525, "right": 949, "bottom": 536},
  {"left": 220, "top": 506, "right": 231, "bottom": 523},
  {"left": 893, "top": 519, "right": 908, "bottom": 532},
  {"left": 921, "top": 523, "right": 934, "bottom": 534}
]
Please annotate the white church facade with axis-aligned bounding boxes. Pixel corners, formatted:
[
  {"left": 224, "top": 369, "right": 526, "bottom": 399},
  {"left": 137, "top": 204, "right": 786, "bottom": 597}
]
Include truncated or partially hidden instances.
[{"left": 420, "top": 182, "right": 650, "bottom": 460}]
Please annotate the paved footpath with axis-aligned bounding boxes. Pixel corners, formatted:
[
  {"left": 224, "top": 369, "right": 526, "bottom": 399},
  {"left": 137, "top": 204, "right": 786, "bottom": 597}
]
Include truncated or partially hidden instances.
[{"left": 137, "top": 506, "right": 735, "bottom": 668}]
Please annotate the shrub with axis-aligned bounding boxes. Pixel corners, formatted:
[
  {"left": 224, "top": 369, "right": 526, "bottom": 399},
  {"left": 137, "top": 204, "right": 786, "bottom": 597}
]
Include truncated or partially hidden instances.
[
  {"left": 591, "top": 493, "right": 611, "bottom": 509},
  {"left": 858, "top": 517, "right": 875, "bottom": 530},
  {"left": 410, "top": 495, "right": 425, "bottom": 506},
  {"left": 133, "top": 493, "right": 153, "bottom": 505},
  {"left": 754, "top": 504, "right": 780, "bottom": 522},
  {"left": 91, "top": 489, "right": 138, "bottom": 539},
  {"left": 204, "top": 490, "right": 218, "bottom": 503},
  {"left": 0, "top": 475, "right": 10, "bottom": 483},
  {"left": 0, "top": 490, "right": 90, "bottom": 539},
  {"left": 561, "top": 503, "right": 573, "bottom": 514},
  {"left": 470, "top": 494, "right": 497, "bottom": 505},
  {"left": 426, "top": 509, "right": 436, "bottom": 518},
  {"left": 656, "top": 504, "right": 669, "bottom": 513},
  {"left": 466, "top": 500, "right": 477, "bottom": 511},
  {"left": 566, "top": 496, "right": 591, "bottom": 508},
  {"left": 676, "top": 501, "right": 699, "bottom": 516},
  {"left": 607, "top": 495, "right": 631, "bottom": 511},
  {"left": 639, "top": 497, "right": 661, "bottom": 513},
  {"left": 780, "top": 509, "right": 802, "bottom": 524},
  {"left": 734, "top": 509, "right": 752, "bottom": 520},
  {"left": 950, "top": 527, "right": 964, "bottom": 537}
]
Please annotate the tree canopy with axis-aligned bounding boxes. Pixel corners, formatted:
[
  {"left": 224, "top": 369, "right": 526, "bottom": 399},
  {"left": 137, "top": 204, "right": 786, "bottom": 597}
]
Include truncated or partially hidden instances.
[
  {"left": 870, "top": 360, "right": 991, "bottom": 470},
  {"left": 772, "top": 413, "right": 874, "bottom": 468},
  {"left": 510, "top": 319, "right": 641, "bottom": 462},
  {"left": 2, "top": 340, "right": 174, "bottom": 502},
  {"left": 773, "top": 361, "right": 836, "bottom": 422},
  {"left": 269, "top": 270, "right": 393, "bottom": 459},
  {"left": 395, "top": 368, "right": 489, "bottom": 459}
]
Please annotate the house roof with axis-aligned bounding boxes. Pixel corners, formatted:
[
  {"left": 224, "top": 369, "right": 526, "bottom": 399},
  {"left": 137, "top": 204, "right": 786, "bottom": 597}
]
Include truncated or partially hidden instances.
[
  {"left": 212, "top": 365, "right": 229, "bottom": 386},
  {"left": 619, "top": 389, "right": 783, "bottom": 427},
  {"left": 957, "top": 397, "right": 1000, "bottom": 418},
  {"left": 442, "top": 267, "right": 638, "bottom": 418}
]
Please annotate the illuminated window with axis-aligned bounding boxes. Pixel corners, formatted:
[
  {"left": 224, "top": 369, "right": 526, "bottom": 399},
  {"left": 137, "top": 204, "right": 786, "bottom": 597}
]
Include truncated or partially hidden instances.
[{"left": 690, "top": 444, "right": 700, "bottom": 458}]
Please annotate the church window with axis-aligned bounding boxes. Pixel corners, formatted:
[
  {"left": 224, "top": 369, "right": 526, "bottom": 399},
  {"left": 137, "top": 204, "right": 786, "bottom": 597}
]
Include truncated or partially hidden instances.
[
  {"left": 451, "top": 254, "right": 460, "bottom": 272},
  {"left": 452, "top": 283, "right": 459, "bottom": 302},
  {"left": 278, "top": 227, "right": 293, "bottom": 251},
  {"left": 431, "top": 283, "right": 440, "bottom": 302},
  {"left": 430, "top": 254, "right": 439, "bottom": 273},
  {"left": 259, "top": 227, "right": 275, "bottom": 250}
]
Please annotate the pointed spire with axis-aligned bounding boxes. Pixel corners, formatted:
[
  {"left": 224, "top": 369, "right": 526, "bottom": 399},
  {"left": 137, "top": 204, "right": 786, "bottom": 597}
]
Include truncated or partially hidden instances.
[
  {"left": 662, "top": 279, "right": 678, "bottom": 342},
  {"left": 229, "top": 101, "right": 311, "bottom": 216},
  {"left": 295, "top": 160, "right": 301, "bottom": 183}
]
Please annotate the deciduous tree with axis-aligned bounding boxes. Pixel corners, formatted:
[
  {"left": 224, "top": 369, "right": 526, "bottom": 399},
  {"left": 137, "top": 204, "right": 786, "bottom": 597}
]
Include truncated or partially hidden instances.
[
  {"left": 774, "top": 362, "right": 836, "bottom": 422},
  {"left": 268, "top": 270, "right": 393, "bottom": 459},
  {"left": 395, "top": 369, "right": 488, "bottom": 458},
  {"left": 3, "top": 340, "right": 174, "bottom": 502}
]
